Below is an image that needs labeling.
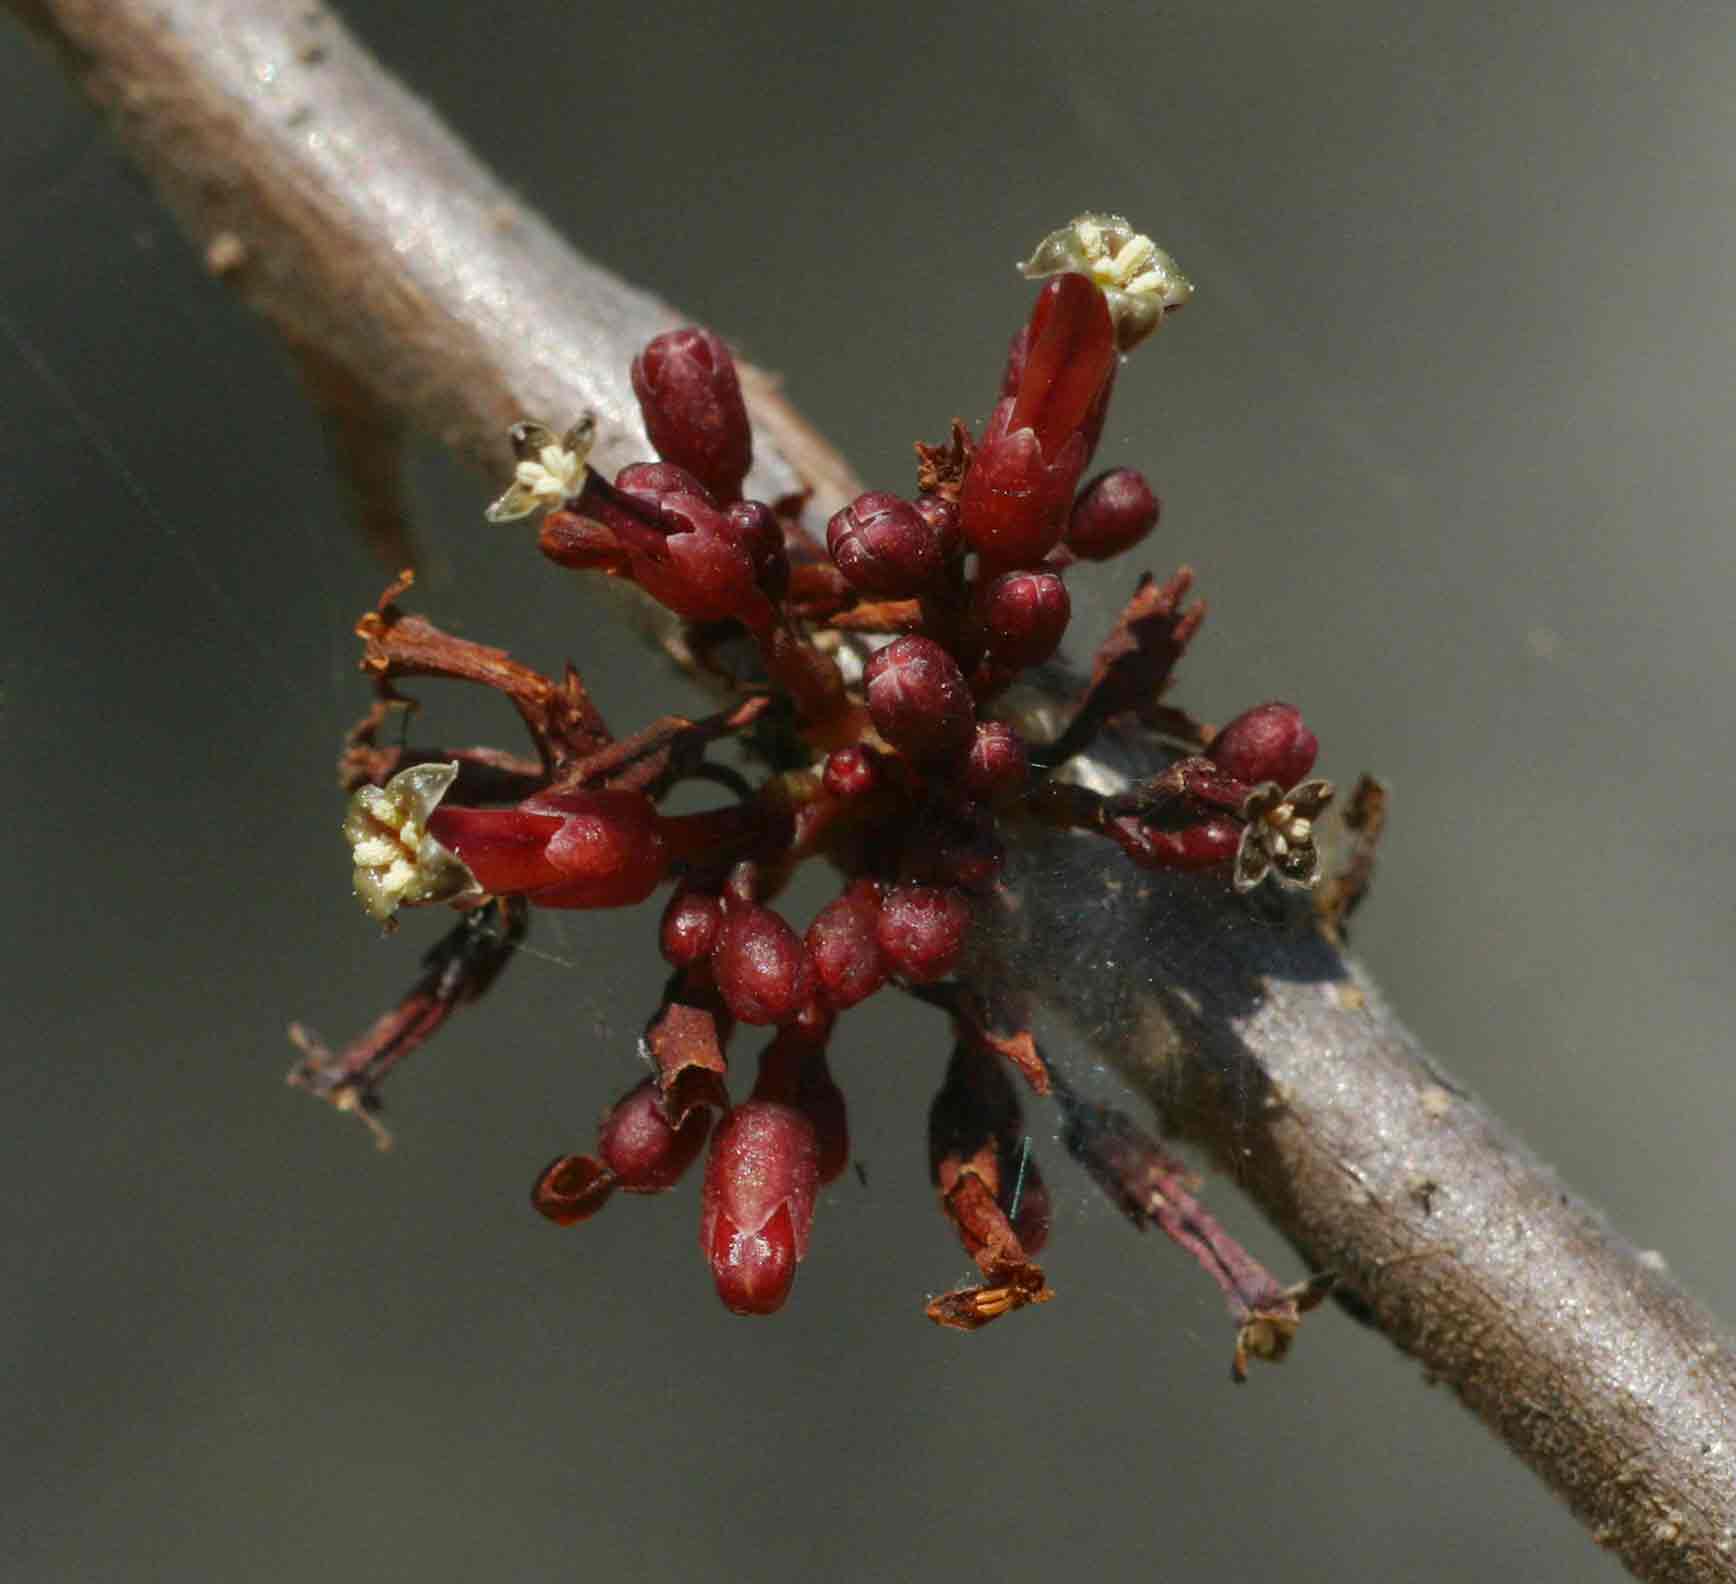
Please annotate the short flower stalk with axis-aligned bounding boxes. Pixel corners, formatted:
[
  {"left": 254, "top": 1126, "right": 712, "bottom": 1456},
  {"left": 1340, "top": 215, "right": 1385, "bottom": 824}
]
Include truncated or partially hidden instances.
[{"left": 296, "top": 214, "right": 1373, "bottom": 1372}]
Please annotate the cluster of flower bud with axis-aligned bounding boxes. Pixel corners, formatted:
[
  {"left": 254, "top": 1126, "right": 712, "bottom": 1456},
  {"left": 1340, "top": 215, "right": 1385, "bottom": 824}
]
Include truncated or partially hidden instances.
[{"left": 337, "top": 214, "right": 1332, "bottom": 1323}]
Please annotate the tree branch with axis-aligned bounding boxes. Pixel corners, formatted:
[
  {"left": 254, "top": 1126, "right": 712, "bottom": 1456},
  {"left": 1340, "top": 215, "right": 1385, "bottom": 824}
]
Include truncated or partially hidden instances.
[{"left": 11, "top": 2, "right": 1734, "bottom": 1579}]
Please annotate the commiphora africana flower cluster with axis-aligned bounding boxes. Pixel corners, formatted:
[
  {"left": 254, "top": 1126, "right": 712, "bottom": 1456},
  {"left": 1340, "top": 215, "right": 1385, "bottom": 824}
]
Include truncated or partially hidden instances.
[{"left": 292, "top": 215, "right": 1370, "bottom": 1377}]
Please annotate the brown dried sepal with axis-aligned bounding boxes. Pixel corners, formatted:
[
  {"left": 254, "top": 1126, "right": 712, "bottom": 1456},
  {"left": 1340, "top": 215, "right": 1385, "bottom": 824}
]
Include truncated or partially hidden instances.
[
  {"left": 338, "top": 693, "right": 546, "bottom": 799},
  {"left": 945, "top": 988, "right": 1052, "bottom": 1096},
  {"left": 1085, "top": 568, "right": 1206, "bottom": 724},
  {"left": 825, "top": 598, "right": 924, "bottom": 633},
  {"left": 356, "top": 571, "right": 611, "bottom": 774},
  {"left": 1040, "top": 569, "right": 1208, "bottom": 768},
  {"left": 914, "top": 418, "right": 975, "bottom": 501},
  {"left": 645, "top": 998, "right": 730, "bottom": 1127},
  {"left": 1314, "top": 773, "right": 1390, "bottom": 942}
]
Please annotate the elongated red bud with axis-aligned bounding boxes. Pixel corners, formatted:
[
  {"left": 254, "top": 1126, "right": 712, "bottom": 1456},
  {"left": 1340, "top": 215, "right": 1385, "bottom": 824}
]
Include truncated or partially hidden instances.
[
  {"left": 423, "top": 787, "right": 671, "bottom": 908},
  {"left": 1009, "top": 273, "right": 1117, "bottom": 456},
  {"left": 957, "top": 398, "right": 1087, "bottom": 567},
  {"left": 700, "top": 1101, "right": 819, "bottom": 1315},
  {"left": 631, "top": 327, "right": 752, "bottom": 503}
]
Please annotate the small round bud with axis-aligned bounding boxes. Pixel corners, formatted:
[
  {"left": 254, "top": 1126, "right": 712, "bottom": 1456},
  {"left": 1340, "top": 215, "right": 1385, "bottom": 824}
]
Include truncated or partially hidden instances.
[
  {"left": 711, "top": 902, "right": 817, "bottom": 1026},
  {"left": 876, "top": 884, "right": 971, "bottom": 984},
  {"left": 1067, "top": 468, "right": 1159, "bottom": 561},
  {"left": 659, "top": 888, "right": 723, "bottom": 967},
  {"left": 822, "top": 745, "right": 880, "bottom": 800},
  {"left": 631, "top": 326, "right": 752, "bottom": 503},
  {"left": 863, "top": 635, "right": 976, "bottom": 761},
  {"left": 598, "top": 1078, "right": 710, "bottom": 1192},
  {"left": 977, "top": 568, "right": 1071, "bottom": 670},
  {"left": 827, "top": 491, "right": 944, "bottom": 597},
  {"left": 805, "top": 882, "right": 887, "bottom": 1011},
  {"left": 965, "top": 721, "right": 1030, "bottom": 801},
  {"left": 1208, "top": 702, "right": 1318, "bottom": 789}
]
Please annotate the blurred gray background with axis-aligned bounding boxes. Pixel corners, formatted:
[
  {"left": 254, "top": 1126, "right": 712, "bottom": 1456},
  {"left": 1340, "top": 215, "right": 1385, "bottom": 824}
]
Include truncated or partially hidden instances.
[{"left": 5, "top": 2, "right": 1735, "bottom": 1580}]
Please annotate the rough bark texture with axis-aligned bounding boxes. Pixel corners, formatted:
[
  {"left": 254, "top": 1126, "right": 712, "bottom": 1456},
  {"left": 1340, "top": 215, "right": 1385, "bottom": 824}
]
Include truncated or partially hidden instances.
[{"left": 9, "top": 2, "right": 1735, "bottom": 1579}]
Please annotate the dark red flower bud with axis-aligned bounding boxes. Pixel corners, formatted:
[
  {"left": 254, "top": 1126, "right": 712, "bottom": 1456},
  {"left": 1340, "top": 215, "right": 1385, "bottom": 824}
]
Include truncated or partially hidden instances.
[
  {"left": 957, "top": 397, "right": 1087, "bottom": 567},
  {"left": 863, "top": 635, "right": 976, "bottom": 762},
  {"left": 827, "top": 491, "right": 944, "bottom": 597},
  {"left": 725, "top": 499, "right": 791, "bottom": 601},
  {"left": 615, "top": 460, "right": 717, "bottom": 509},
  {"left": 876, "top": 884, "right": 971, "bottom": 983},
  {"left": 660, "top": 888, "right": 724, "bottom": 967},
  {"left": 700, "top": 1100, "right": 819, "bottom": 1316},
  {"left": 711, "top": 901, "right": 817, "bottom": 1026},
  {"left": 977, "top": 568, "right": 1071, "bottom": 670},
  {"left": 631, "top": 326, "right": 752, "bottom": 503},
  {"left": 805, "top": 881, "right": 887, "bottom": 1011},
  {"left": 912, "top": 493, "right": 963, "bottom": 561},
  {"left": 965, "top": 721, "right": 1030, "bottom": 801},
  {"left": 1208, "top": 702, "right": 1318, "bottom": 789},
  {"left": 821, "top": 745, "right": 880, "bottom": 800},
  {"left": 427, "top": 788, "right": 670, "bottom": 909},
  {"left": 1009, "top": 273, "right": 1118, "bottom": 456},
  {"left": 598, "top": 1078, "right": 710, "bottom": 1192},
  {"left": 1068, "top": 468, "right": 1160, "bottom": 561},
  {"left": 628, "top": 491, "right": 766, "bottom": 626},
  {"left": 530, "top": 1154, "right": 614, "bottom": 1225}
]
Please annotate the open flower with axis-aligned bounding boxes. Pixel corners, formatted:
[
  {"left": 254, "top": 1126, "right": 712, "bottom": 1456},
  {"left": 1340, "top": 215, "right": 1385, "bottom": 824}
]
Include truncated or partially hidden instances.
[
  {"left": 1234, "top": 779, "right": 1335, "bottom": 893},
  {"left": 484, "top": 416, "right": 597, "bottom": 523},
  {"left": 344, "top": 761, "right": 482, "bottom": 924},
  {"left": 1019, "top": 212, "right": 1193, "bottom": 351}
]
